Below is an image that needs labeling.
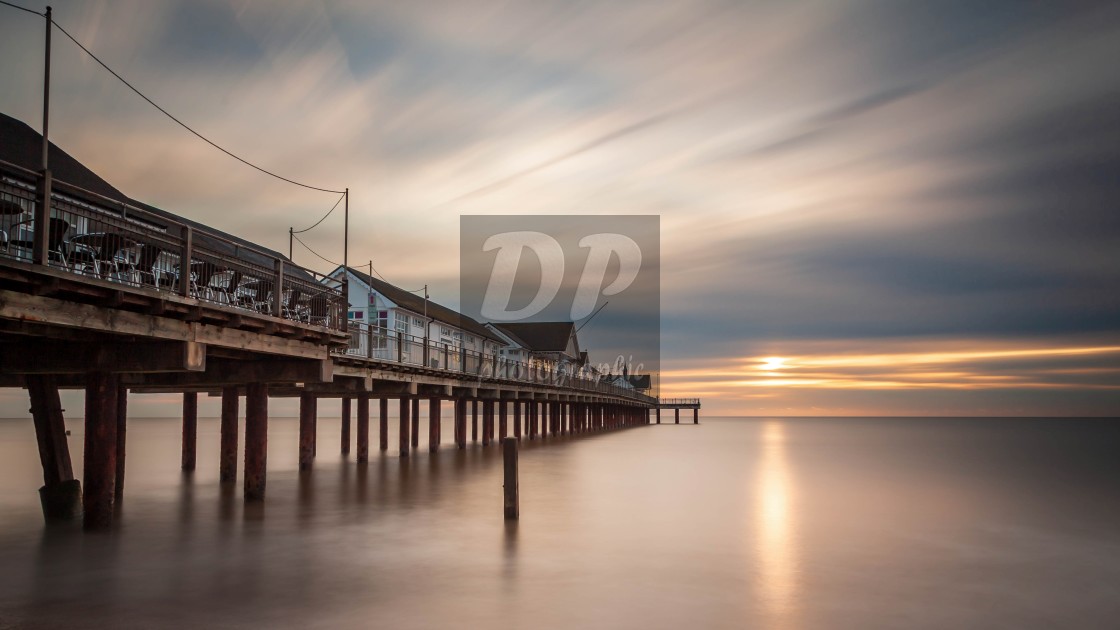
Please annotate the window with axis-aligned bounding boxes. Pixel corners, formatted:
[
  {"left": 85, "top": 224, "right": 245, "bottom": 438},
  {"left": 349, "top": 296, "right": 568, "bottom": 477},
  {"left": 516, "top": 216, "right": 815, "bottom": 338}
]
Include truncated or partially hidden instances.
[
  {"left": 395, "top": 312, "right": 409, "bottom": 332},
  {"left": 413, "top": 316, "right": 423, "bottom": 327},
  {"left": 376, "top": 310, "right": 388, "bottom": 330},
  {"left": 348, "top": 311, "right": 364, "bottom": 320}
]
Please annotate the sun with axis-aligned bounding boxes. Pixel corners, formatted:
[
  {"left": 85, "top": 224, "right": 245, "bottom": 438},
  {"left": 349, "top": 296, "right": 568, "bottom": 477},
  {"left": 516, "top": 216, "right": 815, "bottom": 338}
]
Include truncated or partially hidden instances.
[{"left": 760, "top": 356, "right": 788, "bottom": 371}]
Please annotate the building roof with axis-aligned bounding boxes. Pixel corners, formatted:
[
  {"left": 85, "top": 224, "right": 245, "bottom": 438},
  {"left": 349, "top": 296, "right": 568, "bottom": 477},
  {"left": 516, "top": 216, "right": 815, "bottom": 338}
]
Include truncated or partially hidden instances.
[
  {"left": 340, "top": 266, "right": 505, "bottom": 343},
  {"left": 489, "top": 322, "right": 579, "bottom": 356},
  {"left": 0, "top": 112, "right": 301, "bottom": 273}
]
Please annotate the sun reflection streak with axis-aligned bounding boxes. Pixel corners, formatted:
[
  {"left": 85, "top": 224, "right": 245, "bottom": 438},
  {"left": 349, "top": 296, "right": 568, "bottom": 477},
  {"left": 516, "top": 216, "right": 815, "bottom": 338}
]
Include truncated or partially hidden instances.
[{"left": 756, "top": 421, "right": 798, "bottom": 627}]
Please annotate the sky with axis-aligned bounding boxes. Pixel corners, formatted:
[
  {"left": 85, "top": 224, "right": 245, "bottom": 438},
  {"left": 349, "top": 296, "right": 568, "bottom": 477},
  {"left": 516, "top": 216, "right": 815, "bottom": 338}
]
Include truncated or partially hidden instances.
[{"left": 1, "top": 0, "right": 1118, "bottom": 417}]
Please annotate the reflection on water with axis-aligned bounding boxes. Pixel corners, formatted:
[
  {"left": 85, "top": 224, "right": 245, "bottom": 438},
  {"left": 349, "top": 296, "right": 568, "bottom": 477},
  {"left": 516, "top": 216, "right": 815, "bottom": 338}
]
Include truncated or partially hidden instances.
[
  {"left": 1, "top": 416, "right": 1119, "bottom": 629},
  {"left": 756, "top": 421, "right": 797, "bottom": 627}
]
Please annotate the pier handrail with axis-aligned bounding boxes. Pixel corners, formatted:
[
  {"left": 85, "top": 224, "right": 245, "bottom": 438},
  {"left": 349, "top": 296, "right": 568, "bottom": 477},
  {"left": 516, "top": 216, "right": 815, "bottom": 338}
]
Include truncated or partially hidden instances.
[
  {"left": 339, "top": 320, "right": 656, "bottom": 403},
  {"left": 0, "top": 159, "right": 347, "bottom": 333}
]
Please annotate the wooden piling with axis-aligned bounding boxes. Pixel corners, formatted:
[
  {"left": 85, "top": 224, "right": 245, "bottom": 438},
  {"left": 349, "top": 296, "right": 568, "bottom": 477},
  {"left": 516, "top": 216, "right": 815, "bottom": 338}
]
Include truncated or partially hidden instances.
[
  {"left": 399, "top": 397, "right": 411, "bottom": 457},
  {"left": 694, "top": 408, "right": 699, "bottom": 424},
  {"left": 675, "top": 408, "right": 680, "bottom": 424},
  {"left": 471, "top": 400, "right": 478, "bottom": 442},
  {"left": 83, "top": 372, "right": 118, "bottom": 530},
  {"left": 429, "top": 398, "right": 441, "bottom": 452},
  {"left": 455, "top": 398, "right": 467, "bottom": 448},
  {"left": 503, "top": 437, "right": 518, "bottom": 520},
  {"left": 181, "top": 392, "right": 197, "bottom": 471},
  {"left": 513, "top": 401, "right": 522, "bottom": 439},
  {"left": 499, "top": 400, "right": 508, "bottom": 439},
  {"left": 411, "top": 397, "right": 420, "bottom": 449},
  {"left": 482, "top": 400, "right": 493, "bottom": 446},
  {"left": 378, "top": 398, "right": 388, "bottom": 452},
  {"left": 219, "top": 386, "right": 238, "bottom": 483},
  {"left": 357, "top": 396, "right": 370, "bottom": 463},
  {"left": 298, "top": 391, "right": 315, "bottom": 470},
  {"left": 27, "top": 375, "right": 81, "bottom": 521},
  {"left": 244, "top": 383, "right": 268, "bottom": 502},
  {"left": 114, "top": 384, "right": 127, "bottom": 503},
  {"left": 340, "top": 397, "right": 352, "bottom": 455}
]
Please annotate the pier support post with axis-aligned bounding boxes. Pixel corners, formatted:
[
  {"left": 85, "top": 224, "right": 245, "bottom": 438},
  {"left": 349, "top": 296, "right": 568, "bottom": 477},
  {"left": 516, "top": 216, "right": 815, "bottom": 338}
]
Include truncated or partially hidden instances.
[
  {"left": 513, "top": 401, "right": 522, "bottom": 439},
  {"left": 527, "top": 402, "right": 536, "bottom": 440},
  {"left": 455, "top": 398, "right": 467, "bottom": 448},
  {"left": 694, "top": 408, "right": 699, "bottom": 424},
  {"left": 499, "top": 400, "right": 508, "bottom": 439},
  {"left": 83, "top": 372, "right": 119, "bottom": 530},
  {"left": 378, "top": 398, "right": 388, "bottom": 452},
  {"left": 429, "top": 398, "right": 441, "bottom": 452},
  {"left": 656, "top": 408, "right": 661, "bottom": 424},
  {"left": 220, "top": 386, "right": 238, "bottom": 483},
  {"left": 341, "top": 397, "right": 352, "bottom": 455},
  {"left": 357, "top": 396, "right": 370, "bottom": 463},
  {"left": 471, "top": 400, "right": 478, "bottom": 442},
  {"left": 181, "top": 392, "right": 197, "bottom": 471},
  {"left": 244, "top": 383, "right": 268, "bottom": 502},
  {"left": 27, "top": 375, "right": 81, "bottom": 522},
  {"left": 675, "top": 408, "right": 680, "bottom": 424},
  {"left": 503, "top": 437, "right": 518, "bottom": 520},
  {"left": 114, "top": 384, "right": 127, "bottom": 503},
  {"left": 482, "top": 400, "right": 493, "bottom": 446},
  {"left": 298, "top": 391, "right": 316, "bottom": 471},
  {"left": 411, "top": 398, "right": 420, "bottom": 449},
  {"left": 399, "top": 397, "right": 411, "bottom": 457}
]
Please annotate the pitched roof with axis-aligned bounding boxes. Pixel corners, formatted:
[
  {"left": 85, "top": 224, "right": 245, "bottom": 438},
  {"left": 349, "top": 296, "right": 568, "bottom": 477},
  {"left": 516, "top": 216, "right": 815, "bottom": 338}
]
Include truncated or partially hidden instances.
[
  {"left": 490, "top": 322, "right": 577, "bottom": 355},
  {"left": 342, "top": 266, "right": 505, "bottom": 343},
  {"left": 0, "top": 112, "right": 301, "bottom": 274}
]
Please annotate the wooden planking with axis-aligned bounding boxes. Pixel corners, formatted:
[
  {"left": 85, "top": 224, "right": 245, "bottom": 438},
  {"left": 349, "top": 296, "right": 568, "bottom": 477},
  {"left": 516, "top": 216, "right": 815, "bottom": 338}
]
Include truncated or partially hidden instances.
[
  {"left": 0, "top": 340, "right": 205, "bottom": 373},
  {"left": 0, "top": 289, "right": 331, "bottom": 360}
]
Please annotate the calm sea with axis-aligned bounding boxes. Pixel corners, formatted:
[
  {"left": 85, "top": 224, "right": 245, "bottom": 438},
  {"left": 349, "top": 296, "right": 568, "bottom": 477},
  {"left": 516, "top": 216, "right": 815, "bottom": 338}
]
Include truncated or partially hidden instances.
[{"left": 1, "top": 416, "right": 1118, "bottom": 629}]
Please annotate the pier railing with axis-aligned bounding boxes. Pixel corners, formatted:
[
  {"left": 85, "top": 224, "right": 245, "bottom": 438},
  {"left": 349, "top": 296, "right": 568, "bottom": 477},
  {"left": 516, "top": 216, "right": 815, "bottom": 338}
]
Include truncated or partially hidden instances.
[
  {"left": 0, "top": 160, "right": 346, "bottom": 332},
  {"left": 340, "top": 321, "right": 655, "bottom": 403},
  {"left": 658, "top": 398, "right": 701, "bottom": 406}
]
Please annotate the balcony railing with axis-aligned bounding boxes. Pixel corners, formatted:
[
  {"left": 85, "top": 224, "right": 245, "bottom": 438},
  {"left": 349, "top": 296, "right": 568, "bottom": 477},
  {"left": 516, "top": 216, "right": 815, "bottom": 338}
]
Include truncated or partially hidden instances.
[
  {"left": 339, "top": 321, "right": 656, "bottom": 403},
  {"left": 0, "top": 160, "right": 346, "bottom": 333},
  {"left": 658, "top": 398, "right": 701, "bottom": 406}
]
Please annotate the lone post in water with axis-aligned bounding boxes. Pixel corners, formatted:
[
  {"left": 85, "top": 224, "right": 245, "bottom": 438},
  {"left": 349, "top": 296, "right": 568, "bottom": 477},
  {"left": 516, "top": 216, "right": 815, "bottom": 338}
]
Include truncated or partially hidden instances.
[{"left": 502, "top": 437, "right": 518, "bottom": 520}]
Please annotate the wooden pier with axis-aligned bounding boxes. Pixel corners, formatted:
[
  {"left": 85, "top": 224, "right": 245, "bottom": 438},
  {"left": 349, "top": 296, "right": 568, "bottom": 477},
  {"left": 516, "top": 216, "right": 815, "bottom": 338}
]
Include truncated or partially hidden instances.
[
  {"left": 0, "top": 117, "right": 674, "bottom": 530},
  {"left": 655, "top": 398, "right": 701, "bottom": 424}
]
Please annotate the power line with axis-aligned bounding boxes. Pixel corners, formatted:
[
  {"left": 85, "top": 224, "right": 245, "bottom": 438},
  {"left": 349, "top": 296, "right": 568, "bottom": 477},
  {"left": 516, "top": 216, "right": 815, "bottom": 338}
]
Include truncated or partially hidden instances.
[
  {"left": 0, "top": 0, "right": 41, "bottom": 17},
  {"left": 293, "top": 192, "right": 345, "bottom": 234},
  {"left": 48, "top": 17, "right": 346, "bottom": 194},
  {"left": 292, "top": 233, "right": 341, "bottom": 268}
]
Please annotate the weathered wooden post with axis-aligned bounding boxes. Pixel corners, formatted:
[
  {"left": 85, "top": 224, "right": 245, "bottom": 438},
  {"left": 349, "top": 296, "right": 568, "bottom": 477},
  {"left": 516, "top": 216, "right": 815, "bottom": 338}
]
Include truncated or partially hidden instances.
[
  {"left": 503, "top": 437, "right": 518, "bottom": 520},
  {"left": 455, "top": 398, "right": 467, "bottom": 448},
  {"left": 656, "top": 407, "right": 661, "bottom": 424},
  {"left": 83, "top": 372, "right": 119, "bottom": 530},
  {"left": 219, "top": 386, "right": 238, "bottom": 483},
  {"left": 411, "top": 397, "right": 420, "bottom": 449},
  {"left": 429, "top": 398, "right": 441, "bottom": 452},
  {"left": 482, "top": 400, "right": 493, "bottom": 446},
  {"left": 298, "top": 391, "right": 315, "bottom": 471},
  {"left": 499, "top": 400, "right": 508, "bottom": 439},
  {"left": 244, "top": 383, "right": 268, "bottom": 502},
  {"left": 399, "top": 397, "right": 411, "bottom": 457},
  {"left": 340, "top": 397, "right": 352, "bottom": 455},
  {"left": 27, "top": 375, "right": 81, "bottom": 522},
  {"left": 694, "top": 408, "right": 699, "bottom": 424},
  {"left": 675, "top": 408, "right": 680, "bottom": 424},
  {"left": 513, "top": 400, "right": 522, "bottom": 439},
  {"left": 115, "top": 384, "right": 127, "bottom": 503},
  {"left": 181, "top": 392, "right": 197, "bottom": 471},
  {"left": 357, "top": 396, "right": 370, "bottom": 463},
  {"left": 378, "top": 398, "right": 388, "bottom": 452},
  {"left": 471, "top": 400, "right": 479, "bottom": 442}
]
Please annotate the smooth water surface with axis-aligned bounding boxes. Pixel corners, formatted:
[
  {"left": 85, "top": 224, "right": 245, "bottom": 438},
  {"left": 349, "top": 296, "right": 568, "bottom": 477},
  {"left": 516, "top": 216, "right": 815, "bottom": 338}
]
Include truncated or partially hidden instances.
[{"left": 1, "top": 416, "right": 1119, "bottom": 629}]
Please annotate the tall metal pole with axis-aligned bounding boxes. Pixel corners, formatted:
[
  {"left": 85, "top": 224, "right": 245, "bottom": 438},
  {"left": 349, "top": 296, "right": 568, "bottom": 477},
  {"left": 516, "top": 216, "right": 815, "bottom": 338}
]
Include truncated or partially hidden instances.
[
  {"left": 33, "top": 6, "right": 53, "bottom": 266},
  {"left": 288, "top": 227, "right": 293, "bottom": 260},
  {"left": 342, "top": 188, "right": 349, "bottom": 332}
]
